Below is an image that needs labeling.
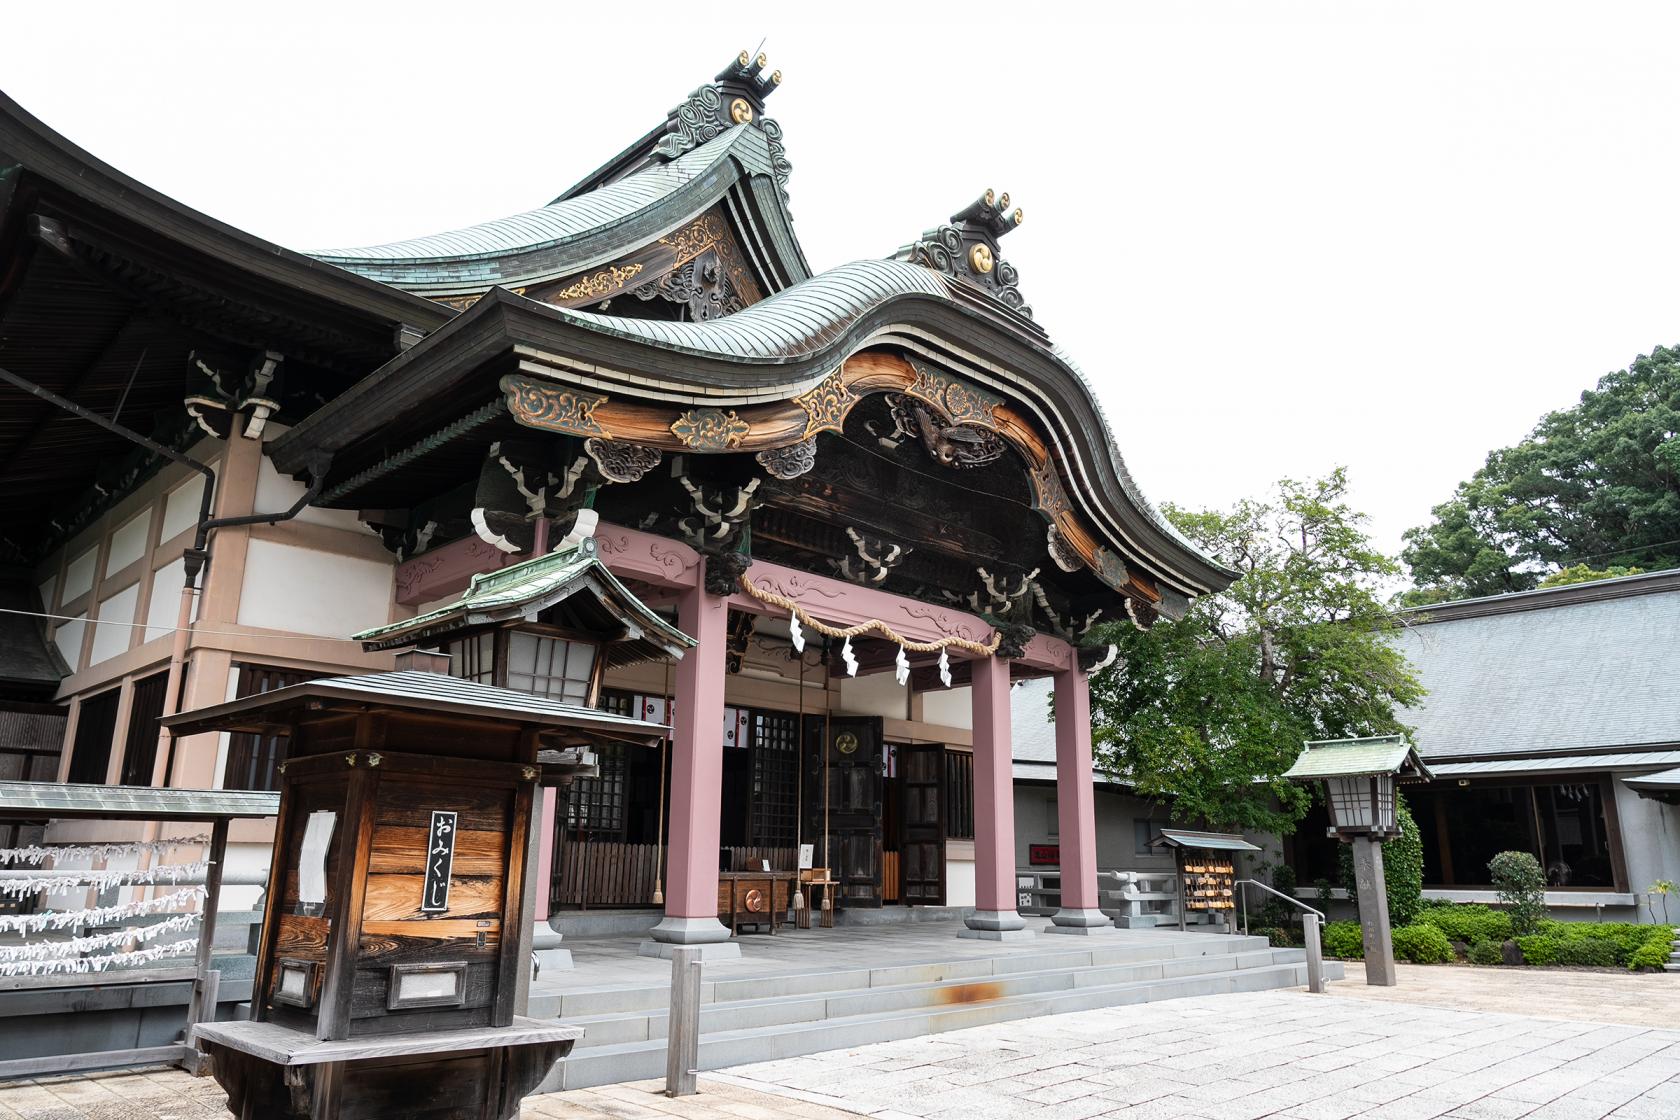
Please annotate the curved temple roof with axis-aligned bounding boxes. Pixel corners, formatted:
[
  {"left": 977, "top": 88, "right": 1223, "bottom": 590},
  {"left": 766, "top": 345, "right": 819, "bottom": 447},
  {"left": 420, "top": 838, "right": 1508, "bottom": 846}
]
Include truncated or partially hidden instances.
[{"left": 310, "top": 125, "right": 804, "bottom": 300}]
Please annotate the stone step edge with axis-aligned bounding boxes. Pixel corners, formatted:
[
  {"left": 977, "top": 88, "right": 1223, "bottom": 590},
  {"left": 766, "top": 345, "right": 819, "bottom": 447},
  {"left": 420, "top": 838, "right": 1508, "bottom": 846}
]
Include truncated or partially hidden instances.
[
  {"left": 534, "top": 934, "right": 1274, "bottom": 1009},
  {"left": 544, "top": 961, "right": 1330, "bottom": 1091},
  {"left": 552, "top": 947, "right": 1303, "bottom": 1034}
]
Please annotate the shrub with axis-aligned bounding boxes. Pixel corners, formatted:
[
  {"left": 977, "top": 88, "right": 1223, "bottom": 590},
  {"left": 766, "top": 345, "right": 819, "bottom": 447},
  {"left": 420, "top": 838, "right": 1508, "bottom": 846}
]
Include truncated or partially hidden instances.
[
  {"left": 1488, "top": 851, "right": 1547, "bottom": 935},
  {"left": 1417, "top": 904, "right": 1512, "bottom": 945},
  {"left": 1337, "top": 793, "right": 1425, "bottom": 926},
  {"left": 1253, "top": 926, "right": 1293, "bottom": 948},
  {"left": 1322, "top": 920, "right": 1365, "bottom": 959},
  {"left": 1517, "top": 934, "right": 1559, "bottom": 966},
  {"left": 1628, "top": 926, "right": 1674, "bottom": 971},
  {"left": 1467, "top": 939, "right": 1504, "bottom": 966},
  {"left": 1392, "top": 923, "right": 1454, "bottom": 964},
  {"left": 1555, "top": 937, "right": 1618, "bottom": 968}
]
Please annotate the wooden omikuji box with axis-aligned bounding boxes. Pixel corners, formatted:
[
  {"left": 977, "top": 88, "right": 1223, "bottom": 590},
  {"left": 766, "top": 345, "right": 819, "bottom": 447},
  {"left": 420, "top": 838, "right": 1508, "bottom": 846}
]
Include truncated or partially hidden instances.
[{"left": 163, "top": 666, "right": 668, "bottom": 1120}]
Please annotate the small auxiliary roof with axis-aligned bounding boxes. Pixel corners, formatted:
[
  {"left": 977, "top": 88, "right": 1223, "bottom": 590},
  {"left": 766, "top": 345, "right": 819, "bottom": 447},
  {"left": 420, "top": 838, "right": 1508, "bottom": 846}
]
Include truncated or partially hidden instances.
[
  {"left": 0, "top": 781, "right": 278, "bottom": 821},
  {"left": 1284, "top": 735, "right": 1434, "bottom": 782},
  {"left": 1149, "top": 829, "right": 1260, "bottom": 853},
  {"left": 161, "top": 670, "right": 669, "bottom": 748}
]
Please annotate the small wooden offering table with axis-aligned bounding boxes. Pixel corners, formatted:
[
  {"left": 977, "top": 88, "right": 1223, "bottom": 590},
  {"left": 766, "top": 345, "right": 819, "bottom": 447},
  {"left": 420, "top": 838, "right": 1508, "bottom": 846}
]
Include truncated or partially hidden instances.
[{"left": 717, "top": 870, "right": 797, "bottom": 935}]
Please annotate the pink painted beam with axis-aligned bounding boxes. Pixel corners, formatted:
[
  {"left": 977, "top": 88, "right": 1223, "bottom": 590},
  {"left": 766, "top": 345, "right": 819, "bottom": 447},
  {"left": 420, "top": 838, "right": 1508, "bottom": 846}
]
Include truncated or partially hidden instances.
[
  {"left": 731, "top": 560, "right": 1073, "bottom": 672},
  {"left": 961, "top": 653, "right": 1029, "bottom": 939},
  {"left": 646, "top": 580, "right": 733, "bottom": 947},
  {"left": 1048, "top": 652, "right": 1113, "bottom": 933},
  {"left": 394, "top": 535, "right": 517, "bottom": 606},
  {"left": 535, "top": 787, "right": 557, "bottom": 923}
]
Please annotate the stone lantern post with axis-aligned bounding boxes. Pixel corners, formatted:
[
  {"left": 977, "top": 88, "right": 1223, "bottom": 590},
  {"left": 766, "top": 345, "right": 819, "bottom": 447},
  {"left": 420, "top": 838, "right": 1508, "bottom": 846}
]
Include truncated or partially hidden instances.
[{"left": 1284, "top": 736, "right": 1432, "bottom": 987}]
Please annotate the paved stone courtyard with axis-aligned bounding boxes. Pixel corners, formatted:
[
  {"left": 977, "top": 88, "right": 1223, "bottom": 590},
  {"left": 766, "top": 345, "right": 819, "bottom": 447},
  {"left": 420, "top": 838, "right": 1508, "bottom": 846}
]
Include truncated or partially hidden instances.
[{"left": 2, "top": 975, "right": 1675, "bottom": 1120}]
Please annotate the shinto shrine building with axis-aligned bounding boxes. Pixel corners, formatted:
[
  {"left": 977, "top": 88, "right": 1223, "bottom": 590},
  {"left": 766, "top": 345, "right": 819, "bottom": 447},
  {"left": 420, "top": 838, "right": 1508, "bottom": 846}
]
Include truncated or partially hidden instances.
[{"left": 0, "top": 53, "right": 1236, "bottom": 953}]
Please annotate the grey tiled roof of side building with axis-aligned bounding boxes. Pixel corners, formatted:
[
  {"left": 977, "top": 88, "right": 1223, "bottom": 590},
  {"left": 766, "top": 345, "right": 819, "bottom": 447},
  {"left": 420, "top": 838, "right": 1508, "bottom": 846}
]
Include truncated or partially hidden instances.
[{"left": 1392, "top": 571, "right": 1680, "bottom": 760}]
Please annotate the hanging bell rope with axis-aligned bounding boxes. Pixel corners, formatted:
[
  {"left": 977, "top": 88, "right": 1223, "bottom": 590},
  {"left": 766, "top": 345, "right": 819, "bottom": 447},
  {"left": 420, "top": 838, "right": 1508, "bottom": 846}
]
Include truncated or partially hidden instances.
[{"left": 737, "top": 574, "right": 1002, "bottom": 657}]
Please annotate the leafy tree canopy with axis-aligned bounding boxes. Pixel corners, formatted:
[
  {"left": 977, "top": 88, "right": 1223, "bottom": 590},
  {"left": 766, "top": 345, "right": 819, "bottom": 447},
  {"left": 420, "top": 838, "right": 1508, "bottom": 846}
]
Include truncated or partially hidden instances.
[
  {"left": 1401, "top": 346, "right": 1680, "bottom": 602},
  {"left": 1536, "top": 563, "right": 1644, "bottom": 589},
  {"left": 1087, "top": 470, "right": 1424, "bottom": 836}
]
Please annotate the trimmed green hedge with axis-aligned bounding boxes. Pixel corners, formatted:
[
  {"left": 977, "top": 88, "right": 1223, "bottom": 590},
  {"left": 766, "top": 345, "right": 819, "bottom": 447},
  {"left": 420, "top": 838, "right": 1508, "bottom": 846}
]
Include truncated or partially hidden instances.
[
  {"left": 1516, "top": 921, "right": 1674, "bottom": 969},
  {"left": 1323, "top": 920, "right": 1364, "bottom": 959},
  {"left": 1319, "top": 915, "right": 1674, "bottom": 970},
  {"left": 1392, "top": 923, "right": 1454, "bottom": 964},
  {"left": 1417, "top": 903, "right": 1512, "bottom": 945}
]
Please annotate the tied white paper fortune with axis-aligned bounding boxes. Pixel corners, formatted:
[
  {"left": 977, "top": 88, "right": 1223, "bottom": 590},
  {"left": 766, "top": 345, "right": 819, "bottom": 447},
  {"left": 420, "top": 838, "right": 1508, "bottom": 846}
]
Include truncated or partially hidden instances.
[
  {"left": 841, "top": 636, "right": 858, "bottom": 677},
  {"left": 0, "top": 862, "right": 209, "bottom": 898},
  {"left": 0, "top": 912, "right": 201, "bottom": 963},
  {"left": 298, "top": 810, "right": 337, "bottom": 907},
  {"left": 0, "top": 886, "right": 206, "bottom": 935},
  {"left": 938, "top": 647, "right": 952, "bottom": 688},
  {"left": 0, "top": 836, "right": 206, "bottom": 867},
  {"left": 788, "top": 611, "right": 804, "bottom": 652},
  {"left": 0, "top": 939, "right": 197, "bottom": 979},
  {"left": 894, "top": 645, "right": 910, "bottom": 686}
]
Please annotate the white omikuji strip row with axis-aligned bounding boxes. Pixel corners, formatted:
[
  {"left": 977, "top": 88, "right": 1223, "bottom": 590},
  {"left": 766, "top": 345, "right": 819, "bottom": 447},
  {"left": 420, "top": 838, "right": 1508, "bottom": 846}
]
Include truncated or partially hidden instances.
[
  {"left": 0, "top": 861, "right": 209, "bottom": 898},
  {"left": 0, "top": 938, "right": 198, "bottom": 978},
  {"left": 0, "top": 911, "right": 202, "bottom": 962},
  {"left": 0, "top": 886, "right": 207, "bottom": 934},
  {"left": 0, "top": 836, "right": 207, "bottom": 867}
]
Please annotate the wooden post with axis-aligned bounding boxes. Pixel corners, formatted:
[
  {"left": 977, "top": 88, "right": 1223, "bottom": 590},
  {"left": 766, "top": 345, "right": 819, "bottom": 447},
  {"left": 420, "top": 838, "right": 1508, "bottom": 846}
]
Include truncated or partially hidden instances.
[
  {"left": 1352, "top": 836, "right": 1396, "bottom": 986},
  {"left": 186, "top": 818, "right": 230, "bottom": 1030},
  {"left": 665, "top": 947, "right": 701, "bottom": 1097},
  {"left": 1302, "top": 912, "right": 1325, "bottom": 994}
]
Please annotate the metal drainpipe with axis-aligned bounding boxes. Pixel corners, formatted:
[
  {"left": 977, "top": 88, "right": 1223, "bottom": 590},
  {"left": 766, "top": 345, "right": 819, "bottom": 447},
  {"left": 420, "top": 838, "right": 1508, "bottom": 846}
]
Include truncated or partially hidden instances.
[{"left": 0, "top": 361, "right": 327, "bottom": 773}]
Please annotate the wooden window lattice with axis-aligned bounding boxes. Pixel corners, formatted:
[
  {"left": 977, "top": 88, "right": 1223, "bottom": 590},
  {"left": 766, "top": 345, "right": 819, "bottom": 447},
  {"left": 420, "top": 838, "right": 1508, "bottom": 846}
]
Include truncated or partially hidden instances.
[
  {"left": 748, "top": 710, "right": 799, "bottom": 847},
  {"left": 944, "top": 749, "right": 975, "bottom": 840}
]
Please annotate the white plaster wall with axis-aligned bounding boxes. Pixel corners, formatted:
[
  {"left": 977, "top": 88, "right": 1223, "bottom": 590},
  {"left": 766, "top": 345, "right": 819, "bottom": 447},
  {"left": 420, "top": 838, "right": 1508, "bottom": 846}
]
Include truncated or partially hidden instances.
[
  {"left": 254, "top": 456, "right": 363, "bottom": 531},
  {"left": 53, "top": 614, "right": 87, "bottom": 666},
  {"left": 38, "top": 573, "right": 57, "bottom": 613},
  {"left": 1010, "top": 784, "right": 1178, "bottom": 874},
  {"left": 839, "top": 672, "right": 909, "bottom": 720},
  {"left": 920, "top": 685, "right": 972, "bottom": 729},
  {"left": 160, "top": 479, "right": 202, "bottom": 544},
  {"left": 1614, "top": 782, "right": 1679, "bottom": 901},
  {"left": 89, "top": 584, "right": 140, "bottom": 665},
  {"left": 62, "top": 549, "right": 97, "bottom": 603},
  {"left": 106, "top": 513, "right": 150, "bottom": 574},
  {"left": 237, "top": 539, "right": 393, "bottom": 637},
  {"left": 144, "top": 565, "right": 196, "bottom": 643},
  {"left": 944, "top": 856, "right": 976, "bottom": 908}
]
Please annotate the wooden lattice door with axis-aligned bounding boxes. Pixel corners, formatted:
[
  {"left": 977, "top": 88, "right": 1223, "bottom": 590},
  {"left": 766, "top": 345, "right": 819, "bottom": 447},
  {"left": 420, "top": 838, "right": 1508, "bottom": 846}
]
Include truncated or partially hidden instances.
[
  {"left": 804, "top": 716, "right": 884, "bottom": 908},
  {"left": 899, "top": 745, "right": 946, "bottom": 905}
]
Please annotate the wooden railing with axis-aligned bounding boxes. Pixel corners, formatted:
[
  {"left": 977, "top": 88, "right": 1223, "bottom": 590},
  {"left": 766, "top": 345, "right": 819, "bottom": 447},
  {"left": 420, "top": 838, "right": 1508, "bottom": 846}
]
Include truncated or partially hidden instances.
[{"left": 552, "top": 842, "right": 801, "bottom": 909}]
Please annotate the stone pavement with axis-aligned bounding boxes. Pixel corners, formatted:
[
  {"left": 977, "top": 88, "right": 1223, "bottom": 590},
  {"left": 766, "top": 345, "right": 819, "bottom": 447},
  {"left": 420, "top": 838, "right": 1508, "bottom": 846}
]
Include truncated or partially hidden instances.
[
  {"left": 1332, "top": 962, "right": 1674, "bottom": 1028},
  {"left": 2, "top": 978, "right": 1677, "bottom": 1119}
]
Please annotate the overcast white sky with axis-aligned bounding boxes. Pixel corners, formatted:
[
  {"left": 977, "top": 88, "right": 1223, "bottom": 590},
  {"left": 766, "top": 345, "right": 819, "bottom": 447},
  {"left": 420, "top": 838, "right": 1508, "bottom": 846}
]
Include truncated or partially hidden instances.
[{"left": 7, "top": 2, "right": 1678, "bottom": 564}]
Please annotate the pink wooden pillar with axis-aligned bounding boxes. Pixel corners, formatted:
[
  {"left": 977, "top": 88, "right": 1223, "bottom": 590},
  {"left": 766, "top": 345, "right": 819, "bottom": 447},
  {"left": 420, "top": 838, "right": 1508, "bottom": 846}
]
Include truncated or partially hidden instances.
[
  {"left": 1048, "top": 656, "right": 1114, "bottom": 934},
  {"left": 961, "top": 653, "right": 1032, "bottom": 939},
  {"left": 644, "top": 579, "right": 737, "bottom": 956}
]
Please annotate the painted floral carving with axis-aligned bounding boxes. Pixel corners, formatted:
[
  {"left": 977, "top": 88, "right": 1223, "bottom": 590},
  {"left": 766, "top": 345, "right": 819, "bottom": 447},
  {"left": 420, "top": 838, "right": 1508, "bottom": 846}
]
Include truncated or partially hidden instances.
[
  {"left": 670, "top": 408, "right": 751, "bottom": 450},
  {"left": 585, "top": 438, "right": 663, "bottom": 484},
  {"left": 793, "top": 372, "right": 857, "bottom": 438},
  {"left": 755, "top": 438, "right": 818, "bottom": 479},
  {"left": 905, "top": 358, "right": 1003, "bottom": 428},
  {"left": 499, "top": 375, "right": 608, "bottom": 438}
]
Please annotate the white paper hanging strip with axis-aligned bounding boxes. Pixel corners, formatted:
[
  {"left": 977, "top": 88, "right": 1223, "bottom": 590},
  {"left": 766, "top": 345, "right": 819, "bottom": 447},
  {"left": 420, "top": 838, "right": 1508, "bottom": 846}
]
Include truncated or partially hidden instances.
[
  {"left": 788, "top": 611, "right": 805, "bottom": 652},
  {"left": 0, "top": 886, "right": 206, "bottom": 935},
  {"left": 0, "top": 912, "right": 201, "bottom": 963},
  {"left": 0, "top": 836, "right": 207, "bottom": 867},
  {"left": 0, "top": 938, "right": 198, "bottom": 979},
  {"left": 894, "top": 645, "right": 910, "bottom": 686},
  {"left": 0, "top": 861, "right": 209, "bottom": 899},
  {"left": 938, "top": 647, "right": 953, "bottom": 688},
  {"left": 841, "top": 636, "right": 858, "bottom": 677}
]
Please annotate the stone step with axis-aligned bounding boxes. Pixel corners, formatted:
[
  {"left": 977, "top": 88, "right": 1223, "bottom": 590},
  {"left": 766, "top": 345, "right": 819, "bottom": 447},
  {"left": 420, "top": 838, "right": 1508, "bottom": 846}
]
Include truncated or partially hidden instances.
[
  {"left": 558, "top": 947, "right": 1293, "bottom": 1047},
  {"left": 540, "top": 957, "right": 1337, "bottom": 1091},
  {"left": 530, "top": 933, "right": 1276, "bottom": 1020}
]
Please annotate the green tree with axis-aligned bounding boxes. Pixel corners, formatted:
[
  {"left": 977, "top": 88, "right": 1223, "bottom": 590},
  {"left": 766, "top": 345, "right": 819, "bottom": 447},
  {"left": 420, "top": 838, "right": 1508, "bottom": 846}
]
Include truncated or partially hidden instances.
[
  {"left": 1536, "top": 564, "right": 1644, "bottom": 589},
  {"left": 1087, "top": 470, "right": 1424, "bottom": 836},
  {"left": 1401, "top": 346, "right": 1680, "bottom": 602}
]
